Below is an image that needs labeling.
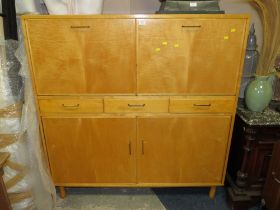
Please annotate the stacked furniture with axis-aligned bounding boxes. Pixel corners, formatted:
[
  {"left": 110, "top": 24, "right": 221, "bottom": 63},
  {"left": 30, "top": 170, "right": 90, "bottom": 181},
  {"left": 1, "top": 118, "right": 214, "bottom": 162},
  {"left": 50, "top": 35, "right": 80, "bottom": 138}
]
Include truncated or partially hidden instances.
[
  {"left": 21, "top": 14, "right": 249, "bottom": 198},
  {"left": 157, "top": 0, "right": 224, "bottom": 14}
]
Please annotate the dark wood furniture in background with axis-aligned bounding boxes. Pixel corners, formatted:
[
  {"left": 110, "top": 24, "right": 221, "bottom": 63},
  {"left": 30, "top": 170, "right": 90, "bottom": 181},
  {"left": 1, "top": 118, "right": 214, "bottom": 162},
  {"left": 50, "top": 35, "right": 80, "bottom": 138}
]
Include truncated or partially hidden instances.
[
  {"left": 262, "top": 142, "right": 280, "bottom": 210},
  {"left": 227, "top": 104, "right": 280, "bottom": 210},
  {"left": 0, "top": 0, "right": 17, "bottom": 40},
  {"left": 0, "top": 152, "right": 12, "bottom": 210}
]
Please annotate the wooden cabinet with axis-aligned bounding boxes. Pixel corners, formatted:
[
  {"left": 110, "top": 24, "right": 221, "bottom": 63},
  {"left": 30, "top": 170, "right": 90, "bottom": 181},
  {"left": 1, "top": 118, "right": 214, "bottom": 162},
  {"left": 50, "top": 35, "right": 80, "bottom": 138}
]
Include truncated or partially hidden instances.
[{"left": 22, "top": 14, "right": 249, "bottom": 197}]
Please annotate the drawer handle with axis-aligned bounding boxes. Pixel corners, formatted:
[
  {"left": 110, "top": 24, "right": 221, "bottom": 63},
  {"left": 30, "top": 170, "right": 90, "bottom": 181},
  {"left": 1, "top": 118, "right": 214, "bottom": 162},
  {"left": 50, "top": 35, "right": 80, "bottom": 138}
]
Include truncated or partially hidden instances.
[
  {"left": 62, "top": 104, "right": 80, "bottom": 108},
  {"left": 70, "top": 26, "right": 90, "bottom": 29},
  {"left": 128, "top": 104, "right": 146, "bottom": 108},
  {"left": 182, "top": 25, "right": 201, "bottom": 28},
  {"left": 193, "top": 104, "right": 211, "bottom": 107}
]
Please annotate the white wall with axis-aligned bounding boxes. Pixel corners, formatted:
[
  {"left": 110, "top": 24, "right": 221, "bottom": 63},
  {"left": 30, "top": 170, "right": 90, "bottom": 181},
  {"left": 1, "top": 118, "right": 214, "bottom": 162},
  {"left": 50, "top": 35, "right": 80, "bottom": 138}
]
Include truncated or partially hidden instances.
[
  {"left": 103, "top": 0, "right": 131, "bottom": 14},
  {"left": 103, "top": 0, "right": 160, "bottom": 14}
]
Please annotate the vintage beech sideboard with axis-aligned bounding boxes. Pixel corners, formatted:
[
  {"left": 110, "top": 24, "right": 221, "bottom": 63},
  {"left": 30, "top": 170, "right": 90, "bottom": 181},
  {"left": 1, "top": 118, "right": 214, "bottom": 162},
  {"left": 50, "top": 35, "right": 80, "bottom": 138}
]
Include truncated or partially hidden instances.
[{"left": 21, "top": 14, "right": 250, "bottom": 198}]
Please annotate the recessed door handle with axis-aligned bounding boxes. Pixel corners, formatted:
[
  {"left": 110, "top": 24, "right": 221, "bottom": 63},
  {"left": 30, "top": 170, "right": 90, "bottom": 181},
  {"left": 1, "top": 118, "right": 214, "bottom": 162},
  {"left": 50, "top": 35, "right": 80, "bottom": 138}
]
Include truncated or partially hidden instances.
[
  {"left": 128, "top": 141, "right": 132, "bottom": 155},
  {"left": 70, "top": 25, "right": 90, "bottom": 29},
  {"left": 142, "top": 140, "right": 145, "bottom": 155},
  {"left": 193, "top": 104, "right": 211, "bottom": 107},
  {"left": 181, "top": 25, "right": 201, "bottom": 28},
  {"left": 128, "top": 104, "right": 146, "bottom": 108},
  {"left": 62, "top": 104, "right": 80, "bottom": 108}
]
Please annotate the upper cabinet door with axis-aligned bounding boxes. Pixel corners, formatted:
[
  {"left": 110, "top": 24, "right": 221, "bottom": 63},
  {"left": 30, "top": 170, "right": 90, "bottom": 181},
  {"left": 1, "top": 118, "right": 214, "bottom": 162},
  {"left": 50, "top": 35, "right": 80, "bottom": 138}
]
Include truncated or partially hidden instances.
[
  {"left": 26, "top": 19, "right": 136, "bottom": 95},
  {"left": 137, "top": 19, "right": 247, "bottom": 95}
]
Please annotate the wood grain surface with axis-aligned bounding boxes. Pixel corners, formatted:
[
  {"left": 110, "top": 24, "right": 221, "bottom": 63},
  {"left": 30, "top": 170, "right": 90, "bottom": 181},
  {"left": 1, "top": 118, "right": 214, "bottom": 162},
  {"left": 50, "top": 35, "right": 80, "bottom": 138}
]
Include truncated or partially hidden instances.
[
  {"left": 26, "top": 19, "right": 136, "bottom": 95},
  {"left": 21, "top": 15, "right": 250, "bottom": 193}
]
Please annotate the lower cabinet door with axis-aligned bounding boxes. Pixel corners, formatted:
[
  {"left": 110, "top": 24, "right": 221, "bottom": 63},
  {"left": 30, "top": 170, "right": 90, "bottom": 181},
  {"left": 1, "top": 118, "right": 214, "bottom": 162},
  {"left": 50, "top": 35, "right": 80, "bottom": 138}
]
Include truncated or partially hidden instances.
[
  {"left": 42, "top": 117, "right": 136, "bottom": 185},
  {"left": 137, "top": 115, "right": 232, "bottom": 184}
]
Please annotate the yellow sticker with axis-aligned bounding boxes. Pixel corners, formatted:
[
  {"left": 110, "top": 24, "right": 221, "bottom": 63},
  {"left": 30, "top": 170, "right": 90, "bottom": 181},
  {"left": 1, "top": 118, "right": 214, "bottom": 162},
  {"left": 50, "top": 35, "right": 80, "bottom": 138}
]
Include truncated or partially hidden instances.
[
  {"left": 174, "top": 44, "right": 180, "bottom": 48},
  {"left": 155, "top": 48, "right": 161, "bottom": 52},
  {"left": 162, "top": 41, "right": 168, "bottom": 46},
  {"left": 231, "top": 28, "right": 236, "bottom": 33},
  {"left": 224, "top": 36, "right": 229, "bottom": 40}
]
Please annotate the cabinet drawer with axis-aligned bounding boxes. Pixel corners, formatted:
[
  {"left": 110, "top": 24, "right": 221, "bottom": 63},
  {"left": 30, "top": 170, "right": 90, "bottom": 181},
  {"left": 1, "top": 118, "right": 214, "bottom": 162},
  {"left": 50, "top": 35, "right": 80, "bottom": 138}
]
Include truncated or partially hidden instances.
[
  {"left": 104, "top": 97, "right": 169, "bottom": 113},
  {"left": 39, "top": 98, "right": 103, "bottom": 114},
  {"left": 169, "top": 96, "right": 235, "bottom": 113}
]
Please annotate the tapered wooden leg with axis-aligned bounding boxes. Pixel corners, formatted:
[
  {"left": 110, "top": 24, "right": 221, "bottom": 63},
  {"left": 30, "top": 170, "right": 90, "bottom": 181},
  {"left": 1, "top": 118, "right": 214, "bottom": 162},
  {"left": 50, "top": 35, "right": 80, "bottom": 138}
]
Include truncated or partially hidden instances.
[
  {"left": 209, "top": 186, "right": 217, "bottom": 199},
  {"left": 59, "top": 186, "right": 66, "bottom": 198}
]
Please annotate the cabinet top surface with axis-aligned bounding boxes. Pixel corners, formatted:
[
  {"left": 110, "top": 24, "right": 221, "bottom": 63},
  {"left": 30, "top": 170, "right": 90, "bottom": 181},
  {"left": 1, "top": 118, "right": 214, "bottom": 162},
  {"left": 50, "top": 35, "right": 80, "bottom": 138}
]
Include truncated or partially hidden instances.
[{"left": 21, "top": 14, "right": 250, "bottom": 20}]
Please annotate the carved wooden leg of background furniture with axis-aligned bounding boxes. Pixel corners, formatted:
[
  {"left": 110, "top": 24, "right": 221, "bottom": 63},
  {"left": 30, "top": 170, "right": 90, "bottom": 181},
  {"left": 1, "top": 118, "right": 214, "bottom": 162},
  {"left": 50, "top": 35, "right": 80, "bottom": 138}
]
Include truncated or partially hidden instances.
[
  {"left": 59, "top": 186, "right": 66, "bottom": 198},
  {"left": 209, "top": 186, "right": 217, "bottom": 199}
]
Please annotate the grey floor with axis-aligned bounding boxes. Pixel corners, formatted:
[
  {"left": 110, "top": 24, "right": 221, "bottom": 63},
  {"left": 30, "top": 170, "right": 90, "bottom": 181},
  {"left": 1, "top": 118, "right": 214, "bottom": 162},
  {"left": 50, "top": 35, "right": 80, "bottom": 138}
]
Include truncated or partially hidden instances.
[{"left": 54, "top": 187, "right": 261, "bottom": 210}]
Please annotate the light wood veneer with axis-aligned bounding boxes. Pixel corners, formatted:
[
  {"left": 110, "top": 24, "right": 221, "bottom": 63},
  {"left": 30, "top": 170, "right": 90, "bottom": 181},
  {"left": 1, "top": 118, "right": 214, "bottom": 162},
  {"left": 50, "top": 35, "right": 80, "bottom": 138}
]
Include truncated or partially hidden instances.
[
  {"left": 26, "top": 18, "right": 136, "bottom": 95},
  {"left": 21, "top": 14, "right": 250, "bottom": 198},
  {"left": 104, "top": 97, "right": 169, "bottom": 113},
  {"left": 39, "top": 97, "right": 103, "bottom": 114},
  {"left": 169, "top": 96, "right": 235, "bottom": 113}
]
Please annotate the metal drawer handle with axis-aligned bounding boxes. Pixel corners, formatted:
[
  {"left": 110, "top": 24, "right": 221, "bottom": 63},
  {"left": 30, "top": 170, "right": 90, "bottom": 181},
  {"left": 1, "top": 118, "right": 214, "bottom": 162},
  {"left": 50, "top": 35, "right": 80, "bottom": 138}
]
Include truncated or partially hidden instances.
[
  {"left": 193, "top": 104, "right": 211, "bottom": 107},
  {"left": 62, "top": 104, "right": 80, "bottom": 108},
  {"left": 182, "top": 25, "right": 201, "bottom": 28},
  {"left": 70, "top": 26, "right": 90, "bottom": 29},
  {"left": 128, "top": 104, "right": 146, "bottom": 108}
]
